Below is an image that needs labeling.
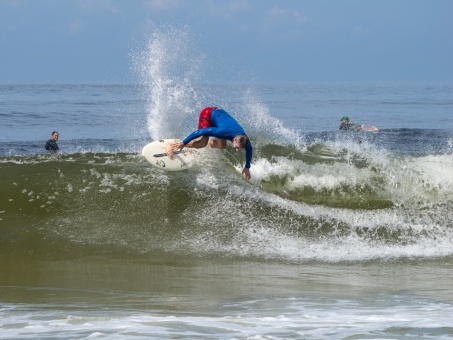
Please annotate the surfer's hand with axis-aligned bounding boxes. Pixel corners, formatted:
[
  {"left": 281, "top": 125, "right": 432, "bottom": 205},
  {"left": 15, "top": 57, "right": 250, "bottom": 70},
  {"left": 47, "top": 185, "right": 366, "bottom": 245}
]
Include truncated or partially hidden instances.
[
  {"left": 172, "top": 141, "right": 184, "bottom": 151},
  {"left": 242, "top": 168, "right": 251, "bottom": 180}
]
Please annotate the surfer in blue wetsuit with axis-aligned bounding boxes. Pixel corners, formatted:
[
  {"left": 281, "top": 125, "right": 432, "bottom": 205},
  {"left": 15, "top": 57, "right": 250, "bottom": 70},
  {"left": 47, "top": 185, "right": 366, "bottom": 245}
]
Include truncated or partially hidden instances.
[
  {"left": 167, "top": 107, "right": 253, "bottom": 180},
  {"left": 45, "top": 131, "right": 59, "bottom": 152}
]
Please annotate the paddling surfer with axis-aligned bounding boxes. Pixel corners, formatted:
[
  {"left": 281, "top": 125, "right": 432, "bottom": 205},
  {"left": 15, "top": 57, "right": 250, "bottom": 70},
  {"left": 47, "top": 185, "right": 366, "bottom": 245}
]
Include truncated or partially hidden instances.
[{"left": 339, "top": 116, "right": 378, "bottom": 132}]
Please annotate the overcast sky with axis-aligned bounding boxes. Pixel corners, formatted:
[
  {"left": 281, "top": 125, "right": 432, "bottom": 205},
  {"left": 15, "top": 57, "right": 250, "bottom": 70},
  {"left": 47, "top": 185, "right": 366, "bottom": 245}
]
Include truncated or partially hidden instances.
[{"left": 1, "top": 0, "right": 452, "bottom": 83}]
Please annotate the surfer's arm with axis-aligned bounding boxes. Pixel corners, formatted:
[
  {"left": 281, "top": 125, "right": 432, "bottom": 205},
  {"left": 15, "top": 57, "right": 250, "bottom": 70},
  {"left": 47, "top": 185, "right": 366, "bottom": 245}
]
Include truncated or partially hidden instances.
[
  {"left": 244, "top": 141, "right": 252, "bottom": 169},
  {"left": 183, "top": 128, "right": 213, "bottom": 145},
  {"left": 167, "top": 132, "right": 211, "bottom": 159},
  {"left": 182, "top": 127, "right": 227, "bottom": 145},
  {"left": 239, "top": 141, "right": 252, "bottom": 180}
]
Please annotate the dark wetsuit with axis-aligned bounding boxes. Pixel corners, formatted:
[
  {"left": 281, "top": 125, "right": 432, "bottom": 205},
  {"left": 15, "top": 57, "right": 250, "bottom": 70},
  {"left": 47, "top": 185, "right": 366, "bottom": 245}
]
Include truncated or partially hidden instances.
[
  {"left": 339, "top": 122, "right": 357, "bottom": 131},
  {"left": 45, "top": 139, "right": 59, "bottom": 151}
]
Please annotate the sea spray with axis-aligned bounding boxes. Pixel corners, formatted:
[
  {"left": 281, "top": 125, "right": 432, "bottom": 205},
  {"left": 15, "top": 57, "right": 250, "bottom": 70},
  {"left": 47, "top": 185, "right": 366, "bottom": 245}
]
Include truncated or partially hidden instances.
[
  {"left": 131, "top": 26, "right": 204, "bottom": 140},
  {"left": 243, "top": 88, "right": 305, "bottom": 148}
]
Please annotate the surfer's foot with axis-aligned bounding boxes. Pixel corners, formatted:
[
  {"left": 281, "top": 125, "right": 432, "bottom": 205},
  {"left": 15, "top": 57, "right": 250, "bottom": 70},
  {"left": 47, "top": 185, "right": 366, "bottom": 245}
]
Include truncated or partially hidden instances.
[{"left": 166, "top": 143, "right": 174, "bottom": 159}]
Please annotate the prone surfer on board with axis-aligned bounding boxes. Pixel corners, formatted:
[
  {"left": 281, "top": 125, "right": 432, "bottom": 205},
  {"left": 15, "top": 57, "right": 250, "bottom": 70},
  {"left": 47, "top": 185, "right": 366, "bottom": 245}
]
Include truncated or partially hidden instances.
[
  {"left": 167, "top": 107, "right": 253, "bottom": 180},
  {"left": 339, "top": 116, "right": 379, "bottom": 132}
]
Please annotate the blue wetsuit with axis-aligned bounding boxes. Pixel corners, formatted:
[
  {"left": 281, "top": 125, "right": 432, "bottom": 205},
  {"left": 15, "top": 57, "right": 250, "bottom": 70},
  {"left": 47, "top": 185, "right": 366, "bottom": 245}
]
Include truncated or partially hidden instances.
[{"left": 183, "top": 108, "right": 253, "bottom": 168}]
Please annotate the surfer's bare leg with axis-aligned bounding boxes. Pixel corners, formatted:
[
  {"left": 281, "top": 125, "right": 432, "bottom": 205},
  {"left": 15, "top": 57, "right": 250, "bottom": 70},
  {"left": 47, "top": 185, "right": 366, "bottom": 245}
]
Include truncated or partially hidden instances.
[
  {"left": 186, "top": 136, "right": 209, "bottom": 148},
  {"left": 209, "top": 138, "right": 227, "bottom": 149}
]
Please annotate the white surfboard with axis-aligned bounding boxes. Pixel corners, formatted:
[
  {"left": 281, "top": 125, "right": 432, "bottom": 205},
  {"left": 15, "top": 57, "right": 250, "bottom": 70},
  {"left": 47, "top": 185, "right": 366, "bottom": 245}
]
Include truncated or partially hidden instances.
[{"left": 142, "top": 139, "right": 195, "bottom": 171}]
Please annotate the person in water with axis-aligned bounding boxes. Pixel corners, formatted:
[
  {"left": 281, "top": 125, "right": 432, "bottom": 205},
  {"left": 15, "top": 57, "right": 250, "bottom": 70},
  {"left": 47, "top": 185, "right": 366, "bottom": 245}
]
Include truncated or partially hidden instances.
[
  {"left": 167, "top": 107, "right": 253, "bottom": 180},
  {"left": 45, "top": 131, "right": 59, "bottom": 152},
  {"left": 339, "top": 116, "right": 378, "bottom": 131}
]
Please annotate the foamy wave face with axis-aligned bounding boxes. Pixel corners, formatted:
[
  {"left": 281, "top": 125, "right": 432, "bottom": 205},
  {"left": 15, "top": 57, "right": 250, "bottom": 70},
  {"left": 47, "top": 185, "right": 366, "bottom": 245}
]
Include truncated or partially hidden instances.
[
  {"left": 132, "top": 26, "right": 204, "bottom": 140},
  {"left": 16, "top": 148, "right": 451, "bottom": 263}
]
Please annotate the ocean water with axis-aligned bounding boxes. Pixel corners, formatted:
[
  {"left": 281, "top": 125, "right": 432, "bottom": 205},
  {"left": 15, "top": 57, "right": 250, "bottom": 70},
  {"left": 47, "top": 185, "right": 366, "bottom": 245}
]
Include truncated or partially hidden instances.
[{"left": 1, "top": 29, "right": 453, "bottom": 339}]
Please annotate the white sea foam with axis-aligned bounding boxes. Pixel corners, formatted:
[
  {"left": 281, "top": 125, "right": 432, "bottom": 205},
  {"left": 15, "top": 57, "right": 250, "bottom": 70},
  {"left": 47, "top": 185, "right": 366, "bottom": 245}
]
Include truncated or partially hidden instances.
[
  {"left": 1, "top": 297, "right": 453, "bottom": 339},
  {"left": 180, "top": 146, "right": 453, "bottom": 262}
]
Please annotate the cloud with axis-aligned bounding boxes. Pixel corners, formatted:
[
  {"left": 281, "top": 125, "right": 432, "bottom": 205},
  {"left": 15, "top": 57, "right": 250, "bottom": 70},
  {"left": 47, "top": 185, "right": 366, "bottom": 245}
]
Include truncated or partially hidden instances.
[
  {"left": 70, "top": 0, "right": 121, "bottom": 34},
  {"left": 265, "top": 6, "right": 307, "bottom": 24},
  {"left": 69, "top": 18, "right": 86, "bottom": 34},
  {"left": 260, "top": 6, "right": 308, "bottom": 43},
  {"left": 75, "top": 0, "right": 121, "bottom": 14},
  {"left": 352, "top": 25, "right": 370, "bottom": 37},
  {"left": 2, "top": 0, "right": 24, "bottom": 7},
  {"left": 205, "top": 0, "right": 252, "bottom": 19},
  {"left": 144, "top": 0, "right": 187, "bottom": 11}
]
